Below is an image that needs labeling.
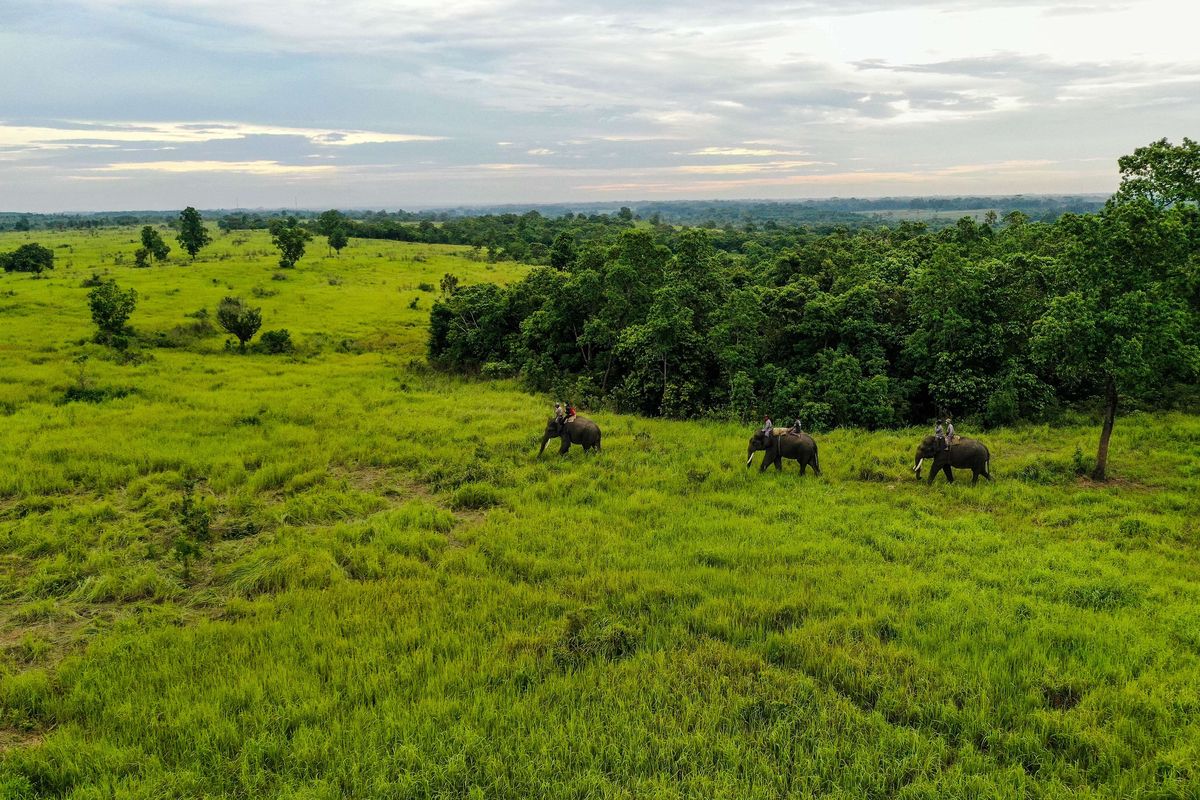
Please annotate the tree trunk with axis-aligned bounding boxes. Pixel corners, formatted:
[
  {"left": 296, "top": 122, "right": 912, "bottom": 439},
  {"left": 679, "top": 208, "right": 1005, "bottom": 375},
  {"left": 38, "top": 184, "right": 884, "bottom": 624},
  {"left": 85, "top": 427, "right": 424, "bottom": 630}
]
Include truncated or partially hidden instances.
[{"left": 1092, "top": 376, "right": 1117, "bottom": 481}]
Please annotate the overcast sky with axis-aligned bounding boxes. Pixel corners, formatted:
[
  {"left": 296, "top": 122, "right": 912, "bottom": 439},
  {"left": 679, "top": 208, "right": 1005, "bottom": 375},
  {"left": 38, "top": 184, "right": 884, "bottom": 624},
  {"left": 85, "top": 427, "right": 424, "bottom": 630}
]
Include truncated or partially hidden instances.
[{"left": 2, "top": 0, "right": 1197, "bottom": 211}]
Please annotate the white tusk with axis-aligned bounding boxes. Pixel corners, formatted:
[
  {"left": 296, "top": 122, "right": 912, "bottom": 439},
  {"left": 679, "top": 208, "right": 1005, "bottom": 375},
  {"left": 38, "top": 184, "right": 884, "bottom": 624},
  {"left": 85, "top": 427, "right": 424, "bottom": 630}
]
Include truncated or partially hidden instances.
[
  {"left": 914, "top": 458, "right": 924, "bottom": 472},
  {"left": 746, "top": 456, "right": 754, "bottom": 466}
]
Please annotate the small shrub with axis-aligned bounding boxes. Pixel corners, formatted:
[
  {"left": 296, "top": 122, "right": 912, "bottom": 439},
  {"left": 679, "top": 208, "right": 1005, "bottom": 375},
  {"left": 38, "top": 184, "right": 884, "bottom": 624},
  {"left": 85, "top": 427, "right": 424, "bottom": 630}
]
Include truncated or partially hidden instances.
[
  {"left": 451, "top": 482, "right": 501, "bottom": 510},
  {"left": 173, "top": 479, "right": 212, "bottom": 580},
  {"left": 79, "top": 272, "right": 105, "bottom": 288},
  {"left": 216, "top": 296, "right": 262, "bottom": 351},
  {"left": 88, "top": 279, "right": 137, "bottom": 344},
  {"left": 256, "top": 329, "right": 293, "bottom": 354},
  {"left": 417, "top": 282, "right": 435, "bottom": 292},
  {"left": 408, "top": 296, "right": 420, "bottom": 310},
  {"left": 553, "top": 609, "right": 639, "bottom": 667},
  {"left": 1063, "top": 582, "right": 1138, "bottom": 611},
  {"left": 1071, "top": 446, "right": 1095, "bottom": 476}
]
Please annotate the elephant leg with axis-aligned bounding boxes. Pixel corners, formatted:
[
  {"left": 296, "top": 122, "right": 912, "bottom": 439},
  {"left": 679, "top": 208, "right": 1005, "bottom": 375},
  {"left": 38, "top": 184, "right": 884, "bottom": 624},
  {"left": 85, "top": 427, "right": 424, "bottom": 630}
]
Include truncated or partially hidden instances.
[
  {"left": 773, "top": 454, "right": 783, "bottom": 471},
  {"left": 944, "top": 465, "right": 954, "bottom": 483},
  {"left": 759, "top": 453, "right": 770, "bottom": 473},
  {"left": 558, "top": 437, "right": 571, "bottom": 455},
  {"left": 971, "top": 470, "right": 980, "bottom": 486}
]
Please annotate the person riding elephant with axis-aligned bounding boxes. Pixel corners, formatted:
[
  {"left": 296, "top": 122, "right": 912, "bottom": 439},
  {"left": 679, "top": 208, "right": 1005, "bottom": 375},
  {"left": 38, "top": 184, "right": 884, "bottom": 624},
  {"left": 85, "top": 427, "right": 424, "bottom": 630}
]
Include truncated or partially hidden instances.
[
  {"left": 747, "top": 426, "right": 821, "bottom": 475},
  {"left": 913, "top": 434, "right": 992, "bottom": 485},
  {"left": 538, "top": 413, "right": 601, "bottom": 456}
]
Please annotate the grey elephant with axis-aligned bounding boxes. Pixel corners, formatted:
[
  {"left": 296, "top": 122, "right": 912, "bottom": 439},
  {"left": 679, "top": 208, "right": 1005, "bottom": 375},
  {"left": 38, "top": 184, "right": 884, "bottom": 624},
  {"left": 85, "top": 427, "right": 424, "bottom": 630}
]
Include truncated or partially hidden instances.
[
  {"left": 747, "top": 428, "right": 821, "bottom": 474},
  {"left": 538, "top": 415, "right": 602, "bottom": 456},
  {"left": 913, "top": 435, "right": 992, "bottom": 485}
]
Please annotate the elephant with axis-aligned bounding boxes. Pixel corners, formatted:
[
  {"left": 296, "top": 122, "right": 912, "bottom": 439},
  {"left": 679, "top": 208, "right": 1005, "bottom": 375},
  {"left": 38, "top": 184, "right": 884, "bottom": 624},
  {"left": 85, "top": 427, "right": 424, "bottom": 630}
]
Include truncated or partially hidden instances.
[
  {"left": 913, "top": 435, "right": 992, "bottom": 485},
  {"left": 747, "top": 428, "right": 821, "bottom": 475},
  {"left": 538, "top": 415, "right": 602, "bottom": 456}
]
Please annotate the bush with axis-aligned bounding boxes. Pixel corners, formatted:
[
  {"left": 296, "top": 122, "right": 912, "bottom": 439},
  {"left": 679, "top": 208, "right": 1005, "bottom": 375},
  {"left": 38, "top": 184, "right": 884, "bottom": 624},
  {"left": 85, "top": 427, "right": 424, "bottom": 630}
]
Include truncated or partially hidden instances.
[
  {"left": 87, "top": 280, "right": 137, "bottom": 343},
  {"left": 256, "top": 329, "right": 294, "bottom": 354},
  {"left": 217, "top": 296, "right": 262, "bottom": 351},
  {"left": 450, "top": 482, "right": 501, "bottom": 510},
  {"left": 60, "top": 385, "right": 133, "bottom": 404},
  {"left": 1, "top": 243, "right": 54, "bottom": 273}
]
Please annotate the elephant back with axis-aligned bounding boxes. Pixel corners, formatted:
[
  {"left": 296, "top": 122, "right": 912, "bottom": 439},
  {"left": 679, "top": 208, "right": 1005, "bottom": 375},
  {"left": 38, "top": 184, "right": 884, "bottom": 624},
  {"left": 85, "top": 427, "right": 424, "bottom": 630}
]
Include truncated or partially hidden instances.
[
  {"left": 776, "top": 430, "right": 816, "bottom": 456},
  {"left": 565, "top": 416, "right": 600, "bottom": 441}
]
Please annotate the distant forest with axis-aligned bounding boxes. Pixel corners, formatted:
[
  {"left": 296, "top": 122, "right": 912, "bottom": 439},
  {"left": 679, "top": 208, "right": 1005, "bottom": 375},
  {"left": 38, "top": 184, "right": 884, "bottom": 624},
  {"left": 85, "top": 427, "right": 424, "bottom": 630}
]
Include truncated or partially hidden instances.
[
  {"left": 426, "top": 139, "right": 1200, "bottom": 480},
  {"left": 0, "top": 194, "right": 1104, "bottom": 234}
]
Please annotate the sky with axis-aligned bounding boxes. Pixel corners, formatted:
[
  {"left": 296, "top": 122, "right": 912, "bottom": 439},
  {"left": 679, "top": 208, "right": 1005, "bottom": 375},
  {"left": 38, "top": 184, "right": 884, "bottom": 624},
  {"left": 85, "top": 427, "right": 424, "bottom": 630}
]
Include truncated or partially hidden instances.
[{"left": 1, "top": 0, "right": 1197, "bottom": 211}]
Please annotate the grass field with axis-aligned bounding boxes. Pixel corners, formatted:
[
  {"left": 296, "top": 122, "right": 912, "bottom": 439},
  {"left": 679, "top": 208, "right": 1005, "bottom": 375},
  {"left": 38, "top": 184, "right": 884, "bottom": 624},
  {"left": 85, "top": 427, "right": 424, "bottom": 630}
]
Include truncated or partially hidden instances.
[{"left": 1, "top": 227, "right": 1199, "bottom": 798}]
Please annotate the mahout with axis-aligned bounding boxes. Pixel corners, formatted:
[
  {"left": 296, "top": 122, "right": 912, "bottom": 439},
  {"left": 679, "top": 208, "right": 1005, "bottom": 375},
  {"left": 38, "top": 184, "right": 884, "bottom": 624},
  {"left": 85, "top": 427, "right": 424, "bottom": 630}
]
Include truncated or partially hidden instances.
[
  {"left": 538, "top": 415, "right": 601, "bottom": 456},
  {"left": 913, "top": 435, "right": 992, "bottom": 485},
  {"left": 746, "top": 428, "right": 821, "bottom": 475}
]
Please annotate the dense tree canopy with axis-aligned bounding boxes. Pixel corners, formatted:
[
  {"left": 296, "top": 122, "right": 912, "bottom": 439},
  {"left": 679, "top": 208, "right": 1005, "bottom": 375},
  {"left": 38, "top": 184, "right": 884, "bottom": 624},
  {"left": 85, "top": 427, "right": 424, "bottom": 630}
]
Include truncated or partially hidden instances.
[{"left": 429, "top": 186, "right": 1199, "bottom": 445}]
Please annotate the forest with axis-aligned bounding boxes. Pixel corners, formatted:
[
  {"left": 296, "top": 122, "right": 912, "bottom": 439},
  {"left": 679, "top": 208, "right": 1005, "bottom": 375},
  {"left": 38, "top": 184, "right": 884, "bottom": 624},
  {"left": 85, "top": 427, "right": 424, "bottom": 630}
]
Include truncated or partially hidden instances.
[{"left": 426, "top": 141, "right": 1200, "bottom": 478}]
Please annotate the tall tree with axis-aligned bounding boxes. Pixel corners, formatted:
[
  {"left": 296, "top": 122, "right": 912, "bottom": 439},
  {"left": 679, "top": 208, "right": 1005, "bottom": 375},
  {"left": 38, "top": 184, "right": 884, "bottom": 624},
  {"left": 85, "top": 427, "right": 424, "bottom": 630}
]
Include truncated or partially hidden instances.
[
  {"left": 1032, "top": 201, "right": 1199, "bottom": 479},
  {"left": 176, "top": 207, "right": 212, "bottom": 261},
  {"left": 1112, "top": 137, "right": 1200, "bottom": 209},
  {"left": 269, "top": 216, "right": 313, "bottom": 269},
  {"left": 317, "top": 210, "right": 350, "bottom": 256},
  {"left": 140, "top": 226, "right": 171, "bottom": 261}
]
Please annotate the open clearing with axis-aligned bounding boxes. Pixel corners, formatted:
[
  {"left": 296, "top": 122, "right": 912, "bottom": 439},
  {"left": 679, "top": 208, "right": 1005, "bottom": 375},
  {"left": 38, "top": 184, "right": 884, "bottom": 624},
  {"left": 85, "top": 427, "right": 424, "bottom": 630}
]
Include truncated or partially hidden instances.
[{"left": 1, "top": 228, "right": 1198, "bottom": 798}]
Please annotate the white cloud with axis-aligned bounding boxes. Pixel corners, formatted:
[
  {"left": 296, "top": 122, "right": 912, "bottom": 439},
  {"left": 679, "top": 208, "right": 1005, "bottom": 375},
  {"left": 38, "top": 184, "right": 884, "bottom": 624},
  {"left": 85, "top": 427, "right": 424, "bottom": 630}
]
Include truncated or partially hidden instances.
[
  {"left": 91, "top": 160, "right": 336, "bottom": 175},
  {"left": 0, "top": 121, "right": 443, "bottom": 150},
  {"left": 687, "top": 147, "right": 809, "bottom": 157}
]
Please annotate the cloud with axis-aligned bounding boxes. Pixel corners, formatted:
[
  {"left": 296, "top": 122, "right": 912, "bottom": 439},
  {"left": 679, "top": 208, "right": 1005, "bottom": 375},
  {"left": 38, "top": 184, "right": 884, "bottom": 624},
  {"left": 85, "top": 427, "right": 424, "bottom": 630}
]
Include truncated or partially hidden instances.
[
  {"left": 673, "top": 160, "right": 826, "bottom": 174},
  {"left": 0, "top": 121, "right": 443, "bottom": 151},
  {"left": 686, "top": 147, "right": 809, "bottom": 157},
  {"left": 2, "top": 0, "right": 1197, "bottom": 208},
  {"left": 91, "top": 159, "right": 336, "bottom": 175}
]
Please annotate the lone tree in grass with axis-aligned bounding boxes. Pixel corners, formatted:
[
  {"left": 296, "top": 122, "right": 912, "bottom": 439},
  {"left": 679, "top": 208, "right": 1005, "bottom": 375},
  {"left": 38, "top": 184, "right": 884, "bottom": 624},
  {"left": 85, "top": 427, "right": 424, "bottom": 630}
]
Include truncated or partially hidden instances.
[
  {"left": 1032, "top": 144, "right": 1200, "bottom": 480},
  {"left": 317, "top": 209, "right": 350, "bottom": 256},
  {"left": 327, "top": 226, "right": 349, "bottom": 256},
  {"left": 176, "top": 207, "right": 212, "bottom": 261},
  {"left": 139, "top": 226, "right": 171, "bottom": 262},
  {"left": 1, "top": 242, "right": 54, "bottom": 273},
  {"left": 217, "top": 296, "right": 262, "bottom": 351},
  {"left": 269, "top": 216, "right": 313, "bottom": 269},
  {"left": 88, "top": 279, "right": 137, "bottom": 344}
]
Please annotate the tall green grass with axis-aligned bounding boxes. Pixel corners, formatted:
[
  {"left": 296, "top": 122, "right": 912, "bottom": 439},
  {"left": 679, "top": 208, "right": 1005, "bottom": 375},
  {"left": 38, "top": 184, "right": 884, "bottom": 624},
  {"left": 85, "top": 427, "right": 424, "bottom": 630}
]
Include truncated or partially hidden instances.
[{"left": 0, "top": 227, "right": 1198, "bottom": 798}]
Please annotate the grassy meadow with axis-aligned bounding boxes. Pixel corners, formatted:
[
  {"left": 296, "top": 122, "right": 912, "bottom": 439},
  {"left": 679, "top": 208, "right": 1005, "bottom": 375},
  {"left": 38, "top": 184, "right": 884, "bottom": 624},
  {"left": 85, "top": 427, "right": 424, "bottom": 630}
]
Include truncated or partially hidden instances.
[{"left": 1, "top": 227, "right": 1199, "bottom": 798}]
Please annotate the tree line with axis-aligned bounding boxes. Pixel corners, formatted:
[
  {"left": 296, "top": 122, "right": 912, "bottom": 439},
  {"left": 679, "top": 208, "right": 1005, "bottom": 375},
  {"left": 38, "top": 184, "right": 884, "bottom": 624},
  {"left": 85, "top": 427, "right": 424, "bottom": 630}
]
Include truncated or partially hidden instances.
[{"left": 428, "top": 139, "right": 1200, "bottom": 479}]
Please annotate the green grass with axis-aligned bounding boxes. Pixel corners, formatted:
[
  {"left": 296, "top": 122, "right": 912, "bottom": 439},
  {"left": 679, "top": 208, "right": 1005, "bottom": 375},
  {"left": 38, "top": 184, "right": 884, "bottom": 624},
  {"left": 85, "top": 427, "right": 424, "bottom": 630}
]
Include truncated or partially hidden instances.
[{"left": 1, "top": 227, "right": 1199, "bottom": 798}]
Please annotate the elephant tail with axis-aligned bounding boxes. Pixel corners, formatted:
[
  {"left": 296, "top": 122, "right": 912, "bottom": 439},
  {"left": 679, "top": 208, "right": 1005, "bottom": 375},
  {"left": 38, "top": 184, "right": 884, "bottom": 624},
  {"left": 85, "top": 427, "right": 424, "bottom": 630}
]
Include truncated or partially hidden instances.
[{"left": 812, "top": 444, "right": 820, "bottom": 471}]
